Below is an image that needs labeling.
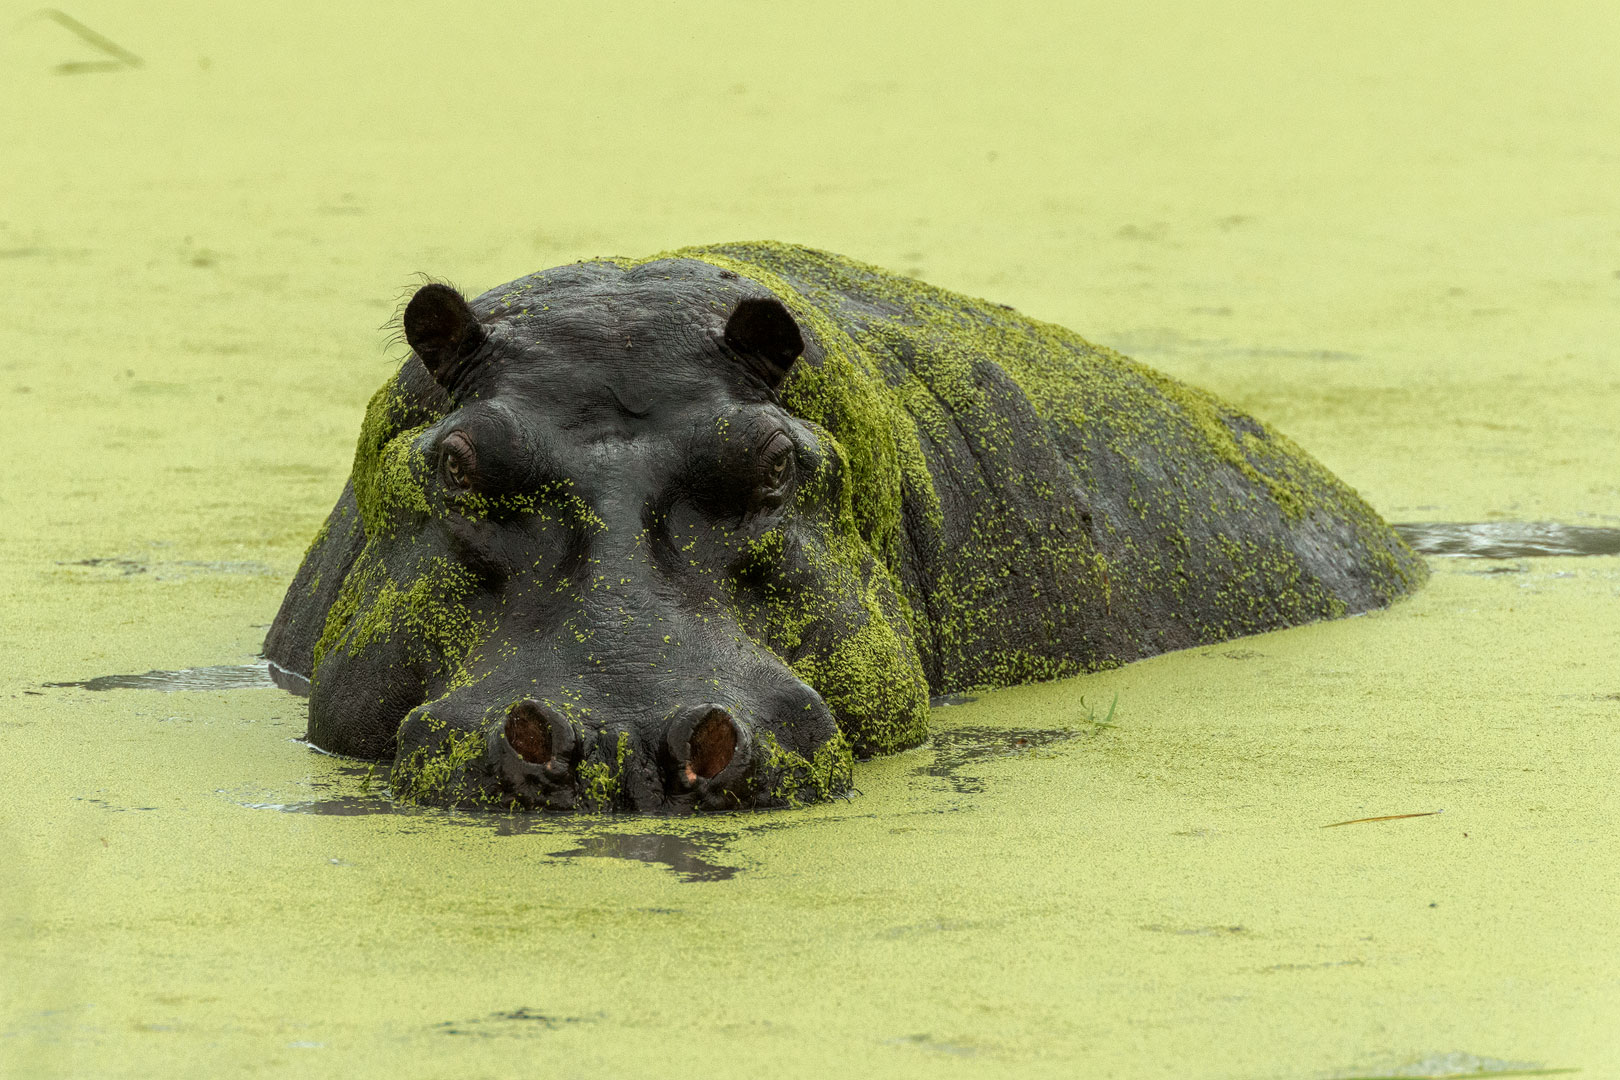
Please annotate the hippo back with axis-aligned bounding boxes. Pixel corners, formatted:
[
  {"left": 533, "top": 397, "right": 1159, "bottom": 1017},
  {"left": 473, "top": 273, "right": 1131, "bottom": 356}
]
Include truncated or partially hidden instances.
[{"left": 670, "top": 242, "right": 1425, "bottom": 693}]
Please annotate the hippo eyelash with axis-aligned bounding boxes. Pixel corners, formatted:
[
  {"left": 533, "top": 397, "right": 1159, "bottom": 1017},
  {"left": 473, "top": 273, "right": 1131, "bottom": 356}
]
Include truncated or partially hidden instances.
[
  {"left": 439, "top": 431, "right": 477, "bottom": 491},
  {"left": 754, "top": 431, "right": 796, "bottom": 507}
]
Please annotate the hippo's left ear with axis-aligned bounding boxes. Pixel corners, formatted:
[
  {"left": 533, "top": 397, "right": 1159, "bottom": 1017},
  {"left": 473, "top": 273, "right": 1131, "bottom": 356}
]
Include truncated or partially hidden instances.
[
  {"left": 404, "top": 283, "right": 488, "bottom": 393},
  {"left": 724, "top": 297, "right": 804, "bottom": 391}
]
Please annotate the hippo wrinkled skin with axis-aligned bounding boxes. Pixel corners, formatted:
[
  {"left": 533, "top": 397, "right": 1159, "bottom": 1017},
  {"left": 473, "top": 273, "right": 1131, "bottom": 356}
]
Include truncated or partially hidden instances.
[{"left": 265, "top": 242, "right": 1425, "bottom": 812}]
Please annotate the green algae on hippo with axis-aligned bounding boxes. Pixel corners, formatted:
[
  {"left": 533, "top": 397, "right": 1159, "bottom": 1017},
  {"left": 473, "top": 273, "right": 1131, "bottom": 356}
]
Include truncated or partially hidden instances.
[{"left": 264, "top": 242, "right": 1425, "bottom": 812}]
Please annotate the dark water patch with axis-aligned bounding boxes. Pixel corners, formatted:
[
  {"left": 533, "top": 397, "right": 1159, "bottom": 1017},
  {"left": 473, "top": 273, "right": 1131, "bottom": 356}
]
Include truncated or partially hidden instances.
[
  {"left": 239, "top": 774, "right": 744, "bottom": 881},
  {"left": 267, "top": 660, "right": 311, "bottom": 696},
  {"left": 243, "top": 794, "right": 396, "bottom": 816},
  {"left": 56, "top": 557, "right": 272, "bottom": 579},
  {"left": 1140, "top": 923, "right": 1248, "bottom": 937},
  {"left": 61, "top": 557, "right": 147, "bottom": 575},
  {"left": 1262, "top": 959, "right": 1364, "bottom": 973},
  {"left": 238, "top": 760, "right": 396, "bottom": 816},
  {"left": 546, "top": 832, "right": 740, "bottom": 882},
  {"left": 929, "top": 692, "right": 979, "bottom": 707},
  {"left": 433, "top": 1007, "right": 598, "bottom": 1038},
  {"left": 886, "top": 1033, "right": 981, "bottom": 1057},
  {"left": 73, "top": 794, "right": 157, "bottom": 812},
  {"left": 917, "top": 725, "right": 1087, "bottom": 795},
  {"left": 877, "top": 918, "right": 981, "bottom": 939},
  {"left": 1395, "top": 521, "right": 1620, "bottom": 558},
  {"left": 46, "top": 662, "right": 278, "bottom": 692},
  {"left": 0, "top": 246, "right": 91, "bottom": 260}
]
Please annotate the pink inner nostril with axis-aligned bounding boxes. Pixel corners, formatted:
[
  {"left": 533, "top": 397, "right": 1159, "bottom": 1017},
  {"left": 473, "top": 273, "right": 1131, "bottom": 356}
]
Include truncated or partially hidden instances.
[
  {"left": 505, "top": 701, "right": 552, "bottom": 764},
  {"left": 688, "top": 709, "right": 736, "bottom": 780}
]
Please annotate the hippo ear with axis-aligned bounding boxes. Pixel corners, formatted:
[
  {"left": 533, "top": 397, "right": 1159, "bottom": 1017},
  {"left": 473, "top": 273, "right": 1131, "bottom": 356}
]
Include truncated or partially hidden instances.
[
  {"left": 403, "top": 283, "right": 487, "bottom": 392},
  {"left": 723, "top": 297, "right": 803, "bottom": 390}
]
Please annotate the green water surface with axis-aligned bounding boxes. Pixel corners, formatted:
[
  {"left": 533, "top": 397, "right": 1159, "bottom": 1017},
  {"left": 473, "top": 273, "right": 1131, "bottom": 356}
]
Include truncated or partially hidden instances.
[{"left": 2, "top": 3, "right": 1618, "bottom": 1077}]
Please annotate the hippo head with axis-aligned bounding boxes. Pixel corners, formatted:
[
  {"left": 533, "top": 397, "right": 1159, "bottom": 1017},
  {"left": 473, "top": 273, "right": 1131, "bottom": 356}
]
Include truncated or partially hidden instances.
[{"left": 304, "top": 258, "right": 930, "bottom": 811}]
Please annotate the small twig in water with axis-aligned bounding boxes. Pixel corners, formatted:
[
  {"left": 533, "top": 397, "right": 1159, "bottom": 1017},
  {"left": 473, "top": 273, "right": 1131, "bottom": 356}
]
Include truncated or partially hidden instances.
[
  {"left": 25, "top": 9, "right": 144, "bottom": 72},
  {"left": 1321, "top": 810, "right": 1442, "bottom": 828}
]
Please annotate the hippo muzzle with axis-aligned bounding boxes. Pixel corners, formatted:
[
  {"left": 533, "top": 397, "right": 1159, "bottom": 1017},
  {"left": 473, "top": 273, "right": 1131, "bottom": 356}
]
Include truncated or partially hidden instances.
[{"left": 392, "top": 662, "right": 841, "bottom": 813}]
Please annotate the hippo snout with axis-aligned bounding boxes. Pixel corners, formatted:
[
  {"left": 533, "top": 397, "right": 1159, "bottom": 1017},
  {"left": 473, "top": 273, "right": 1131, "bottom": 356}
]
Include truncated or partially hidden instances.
[{"left": 391, "top": 675, "right": 851, "bottom": 812}]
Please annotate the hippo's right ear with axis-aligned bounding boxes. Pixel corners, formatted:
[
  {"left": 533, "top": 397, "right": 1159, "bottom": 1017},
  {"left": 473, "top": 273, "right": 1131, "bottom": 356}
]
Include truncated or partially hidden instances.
[
  {"left": 403, "top": 283, "right": 487, "bottom": 392},
  {"left": 724, "top": 297, "right": 804, "bottom": 391}
]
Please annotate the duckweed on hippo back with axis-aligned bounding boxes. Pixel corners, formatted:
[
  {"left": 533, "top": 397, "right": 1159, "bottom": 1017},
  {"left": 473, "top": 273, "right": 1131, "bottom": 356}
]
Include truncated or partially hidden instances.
[{"left": 265, "top": 242, "right": 1425, "bottom": 812}]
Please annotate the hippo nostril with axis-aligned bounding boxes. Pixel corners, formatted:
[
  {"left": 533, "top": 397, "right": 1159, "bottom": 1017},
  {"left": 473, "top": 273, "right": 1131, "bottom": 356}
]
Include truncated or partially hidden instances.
[
  {"left": 505, "top": 699, "right": 563, "bottom": 765},
  {"left": 493, "top": 699, "right": 582, "bottom": 809},
  {"left": 688, "top": 708, "right": 737, "bottom": 781},
  {"left": 664, "top": 704, "right": 751, "bottom": 794}
]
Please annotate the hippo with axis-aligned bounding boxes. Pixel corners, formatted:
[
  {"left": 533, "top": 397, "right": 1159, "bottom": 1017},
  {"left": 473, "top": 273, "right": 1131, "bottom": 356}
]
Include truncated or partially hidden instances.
[{"left": 264, "top": 242, "right": 1425, "bottom": 812}]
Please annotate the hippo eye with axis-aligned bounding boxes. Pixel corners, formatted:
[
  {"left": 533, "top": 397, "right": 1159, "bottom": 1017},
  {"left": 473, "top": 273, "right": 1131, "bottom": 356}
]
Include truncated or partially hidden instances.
[
  {"left": 755, "top": 431, "right": 795, "bottom": 505},
  {"left": 440, "top": 431, "right": 476, "bottom": 491}
]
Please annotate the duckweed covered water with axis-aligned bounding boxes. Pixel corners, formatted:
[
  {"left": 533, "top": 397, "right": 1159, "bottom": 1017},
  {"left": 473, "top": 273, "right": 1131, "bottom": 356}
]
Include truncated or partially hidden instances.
[{"left": 3, "top": 2, "right": 1618, "bottom": 1077}]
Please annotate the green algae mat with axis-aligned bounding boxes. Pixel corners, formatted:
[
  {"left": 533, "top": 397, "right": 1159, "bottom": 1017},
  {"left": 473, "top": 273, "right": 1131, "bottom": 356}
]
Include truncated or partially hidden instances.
[{"left": 3, "top": 3, "right": 1618, "bottom": 1077}]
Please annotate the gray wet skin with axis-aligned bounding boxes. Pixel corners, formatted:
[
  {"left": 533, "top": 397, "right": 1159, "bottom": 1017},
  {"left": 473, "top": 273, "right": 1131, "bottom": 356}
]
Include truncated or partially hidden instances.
[
  {"left": 271, "top": 267, "right": 844, "bottom": 812},
  {"left": 266, "top": 246, "right": 1426, "bottom": 813}
]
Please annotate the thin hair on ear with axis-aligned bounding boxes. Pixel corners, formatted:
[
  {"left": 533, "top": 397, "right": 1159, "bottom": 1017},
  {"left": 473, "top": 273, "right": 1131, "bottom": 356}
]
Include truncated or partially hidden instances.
[{"left": 379, "top": 273, "right": 465, "bottom": 363}]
